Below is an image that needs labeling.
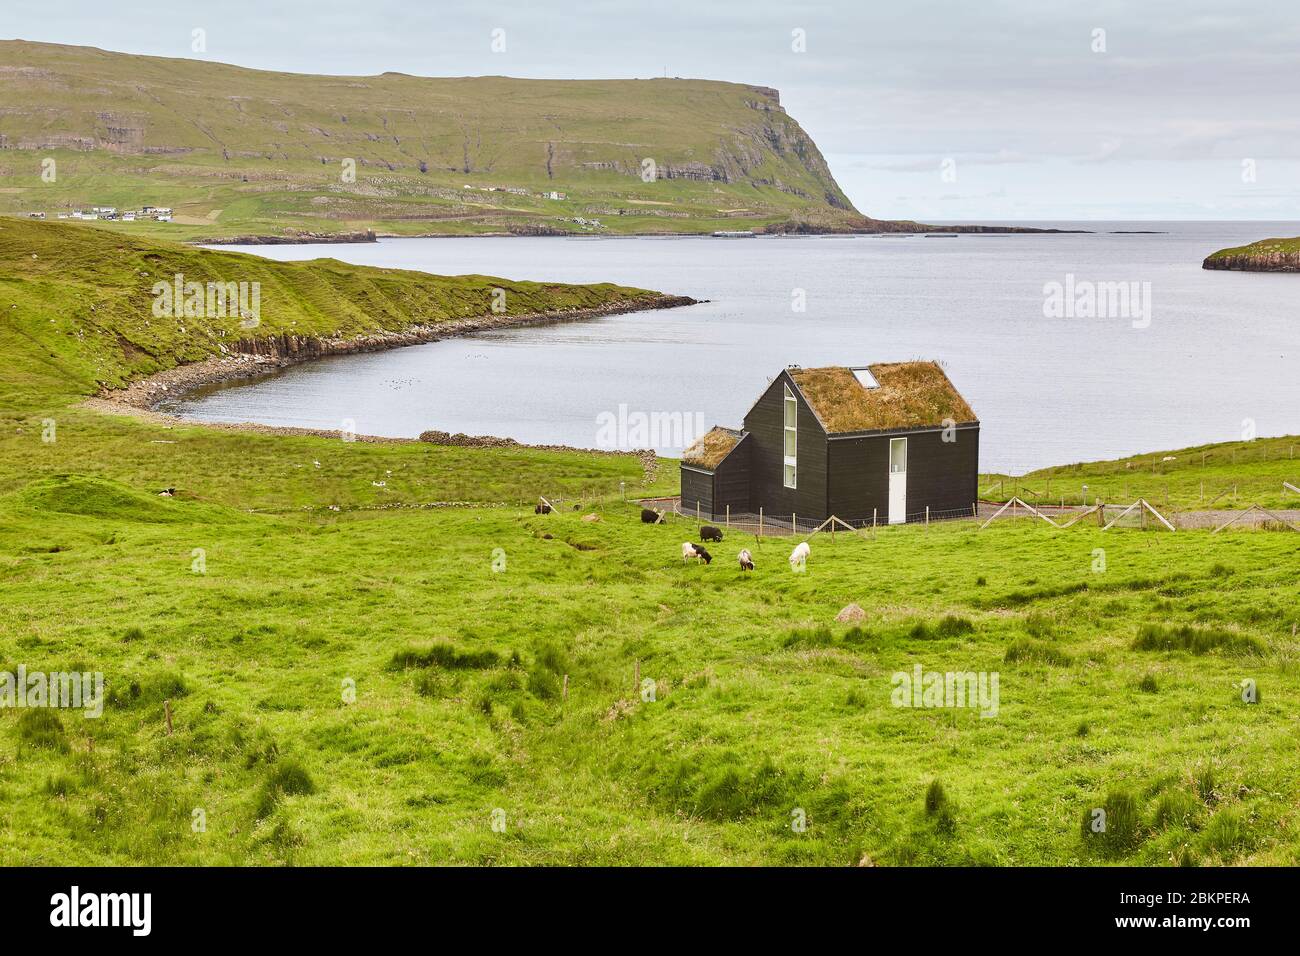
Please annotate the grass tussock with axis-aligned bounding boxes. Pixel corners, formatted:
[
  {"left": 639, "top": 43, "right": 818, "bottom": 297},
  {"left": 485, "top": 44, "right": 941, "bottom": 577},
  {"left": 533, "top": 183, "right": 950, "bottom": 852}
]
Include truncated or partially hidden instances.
[
  {"left": 1004, "top": 638, "right": 1071, "bottom": 666},
  {"left": 1132, "top": 623, "right": 1264, "bottom": 657},
  {"left": 18, "top": 709, "right": 67, "bottom": 751},
  {"left": 924, "top": 779, "right": 957, "bottom": 835},
  {"left": 256, "top": 759, "right": 317, "bottom": 818},
  {"left": 1080, "top": 790, "right": 1143, "bottom": 857},
  {"left": 389, "top": 643, "right": 500, "bottom": 671}
]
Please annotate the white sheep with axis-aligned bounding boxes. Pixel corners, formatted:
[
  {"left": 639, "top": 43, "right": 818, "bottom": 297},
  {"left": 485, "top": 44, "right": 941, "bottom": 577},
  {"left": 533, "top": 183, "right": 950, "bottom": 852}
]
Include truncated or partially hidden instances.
[
  {"left": 738, "top": 549, "right": 754, "bottom": 572},
  {"left": 789, "top": 540, "right": 810, "bottom": 572}
]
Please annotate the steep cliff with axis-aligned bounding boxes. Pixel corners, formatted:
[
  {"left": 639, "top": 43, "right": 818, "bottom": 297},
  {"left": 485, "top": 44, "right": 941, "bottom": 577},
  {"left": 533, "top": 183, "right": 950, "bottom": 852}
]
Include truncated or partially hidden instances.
[{"left": 0, "top": 41, "right": 860, "bottom": 237}]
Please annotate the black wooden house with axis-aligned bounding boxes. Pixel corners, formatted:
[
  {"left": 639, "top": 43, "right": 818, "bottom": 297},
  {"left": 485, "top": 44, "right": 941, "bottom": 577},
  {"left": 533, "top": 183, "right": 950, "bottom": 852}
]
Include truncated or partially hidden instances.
[{"left": 680, "top": 362, "right": 979, "bottom": 525}]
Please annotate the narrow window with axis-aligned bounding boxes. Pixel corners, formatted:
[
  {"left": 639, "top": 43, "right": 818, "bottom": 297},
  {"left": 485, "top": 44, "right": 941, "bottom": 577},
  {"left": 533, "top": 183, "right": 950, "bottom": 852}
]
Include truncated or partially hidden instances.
[
  {"left": 783, "top": 384, "right": 797, "bottom": 489},
  {"left": 890, "top": 437, "right": 908, "bottom": 474}
]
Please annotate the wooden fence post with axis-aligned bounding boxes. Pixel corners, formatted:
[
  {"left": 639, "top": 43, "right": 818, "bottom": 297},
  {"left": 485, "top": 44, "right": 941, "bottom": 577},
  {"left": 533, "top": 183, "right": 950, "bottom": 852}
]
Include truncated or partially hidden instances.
[
  {"left": 925, "top": 506, "right": 930, "bottom": 528},
  {"left": 562, "top": 674, "right": 569, "bottom": 702},
  {"left": 164, "top": 699, "right": 173, "bottom": 736},
  {"left": 792, "top": 513, "right": 796, "bottom": 536},
  {"left": 696, "top": 500, "right": 701, "bottom": 522},
  {"left": 759, "top": 507, "right": 764, "bottom": 537},
  {"left": 725, "top": 504, "right": 730, "bottom": 528},
  {"left": 634, "top": 659, "right": 640, "bottom": 692}
]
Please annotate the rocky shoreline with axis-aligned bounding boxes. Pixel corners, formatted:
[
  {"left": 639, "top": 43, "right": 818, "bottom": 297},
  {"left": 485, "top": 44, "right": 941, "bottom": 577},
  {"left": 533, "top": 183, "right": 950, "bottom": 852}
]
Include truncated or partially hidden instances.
[
  {"left": 87, "top": 293, "right": 693, "bottom": 482},
  {"left": 1203, "top": 251, "right": 1300, "bottom": 272},
  {"left": 198, "top": 230, "right": 379, "bottom": 245},
  {"left": 101, "top": 293, "right": 697, "bottom": 411},
  {"left": 187, "top": 222, "right": 1087, "bottom": 245}
]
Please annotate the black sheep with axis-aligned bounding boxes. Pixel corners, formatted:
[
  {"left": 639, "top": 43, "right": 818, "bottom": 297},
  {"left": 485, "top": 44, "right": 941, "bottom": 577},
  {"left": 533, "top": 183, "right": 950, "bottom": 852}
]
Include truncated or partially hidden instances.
[
  {"left": 534, "top": 503, "right": 551, "bottom": 514},
  {"left": 641, "top": 508, "right": 661, "bottom": 524},
  {"left": 692, "top": 544, "right": 713, "bottom": 565},
  {"left": 700, "top": 525, "right": 723, "bottom": 543}
]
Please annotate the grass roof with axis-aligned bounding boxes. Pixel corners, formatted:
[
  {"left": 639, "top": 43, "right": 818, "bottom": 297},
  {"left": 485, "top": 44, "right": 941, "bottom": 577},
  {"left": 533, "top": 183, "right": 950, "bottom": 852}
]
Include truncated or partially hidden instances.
[
  {"left": 682, "top": 426, "right": 743, "bottom": 469},
  {"left": 788, "top": 362, "right": 977, "bottom": 434}
]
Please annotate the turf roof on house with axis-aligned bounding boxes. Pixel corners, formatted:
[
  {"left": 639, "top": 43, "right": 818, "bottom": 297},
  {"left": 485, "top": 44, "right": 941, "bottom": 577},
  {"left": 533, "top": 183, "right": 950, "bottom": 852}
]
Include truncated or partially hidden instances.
[
  {"left": 682, "top": 427, "right": 743, "bottom": 469},
  {"left": 788, "top": 362, "right": 977, "bottom": 434}
]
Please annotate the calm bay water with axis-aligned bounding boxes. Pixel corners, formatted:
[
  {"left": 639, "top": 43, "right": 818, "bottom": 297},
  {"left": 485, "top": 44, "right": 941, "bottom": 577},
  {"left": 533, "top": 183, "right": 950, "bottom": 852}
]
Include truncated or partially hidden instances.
[{"left": 167, "top": 223, "right": 1300, "bottom": 474}]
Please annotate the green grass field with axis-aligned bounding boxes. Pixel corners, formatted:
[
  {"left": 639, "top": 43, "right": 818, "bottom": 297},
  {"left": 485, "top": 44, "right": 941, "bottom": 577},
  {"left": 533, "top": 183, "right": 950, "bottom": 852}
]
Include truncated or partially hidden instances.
[
  {"left": 983, "top": 437, "right": 1300, "bottom": 511},
  {"left": 2, "top": 218, "right": 1298, "bottom": 866}
]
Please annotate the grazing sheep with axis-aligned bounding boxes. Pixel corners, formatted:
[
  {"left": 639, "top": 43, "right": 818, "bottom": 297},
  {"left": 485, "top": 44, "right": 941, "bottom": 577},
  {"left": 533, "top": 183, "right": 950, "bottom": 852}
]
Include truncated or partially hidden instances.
[
  {"left": 157, "top": 487, "right": 175, "bottom": 497},
  {"left": 682, "top": 542, "right": 712, "bottom": 564},
  {"left": 700, "top": 525, "right": 723, "bottom": 543},
  {"left": 534, "top": 502, "right": 551, "bottom": 515},
  {"left": 641, "top": 508, "right": 663, "bottom": 524},
  {"left": 789, "top": 540, "right": 810, "bottom": 572},
  {"left": 738, "top": 548, "right": 754, "bottom": 572}
]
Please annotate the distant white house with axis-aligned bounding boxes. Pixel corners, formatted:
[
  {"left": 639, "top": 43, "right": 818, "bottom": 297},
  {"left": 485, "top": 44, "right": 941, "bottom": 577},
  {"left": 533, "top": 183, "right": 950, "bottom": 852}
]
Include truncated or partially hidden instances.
[
  {"left": 28, "top": 211, "right": 46, "bottom": 220},
  {"left": 542, "top": 191, "right": 566, "bottom": 200},
  {"left": 122, "top": 212, "right": 136, "bottom": 222}
]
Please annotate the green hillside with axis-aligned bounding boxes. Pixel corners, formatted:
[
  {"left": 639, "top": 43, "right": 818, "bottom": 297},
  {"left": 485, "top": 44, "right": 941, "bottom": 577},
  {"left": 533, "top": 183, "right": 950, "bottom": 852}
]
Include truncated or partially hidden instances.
[
  {"left": 0, "top": 216, "right": 669, "bottom": 409},
  {"left": 1, "top": 218, "right": 1298, "bottom": 866},
  {"left": 0, "top": 40, "right": 866, "bottom": 239},
  {"left": 983, "top": 436, "right": 1300, "bottom": 511}
]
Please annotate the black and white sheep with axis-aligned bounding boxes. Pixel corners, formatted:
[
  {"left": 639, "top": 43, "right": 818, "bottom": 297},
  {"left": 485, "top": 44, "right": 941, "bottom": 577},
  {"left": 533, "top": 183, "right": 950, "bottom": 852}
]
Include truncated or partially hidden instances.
[
  {"left": 738, "top": 548, "right": 754, "bottom": 572},
  {"left": 681, "top": 542, "right": 712, "bottom": 564}
]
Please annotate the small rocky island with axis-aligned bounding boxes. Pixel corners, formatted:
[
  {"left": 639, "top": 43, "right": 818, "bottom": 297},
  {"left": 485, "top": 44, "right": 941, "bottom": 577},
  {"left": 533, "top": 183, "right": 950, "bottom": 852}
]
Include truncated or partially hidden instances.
[{"left": 1203, "top": 237, "right": 1300, "bottom": 272}]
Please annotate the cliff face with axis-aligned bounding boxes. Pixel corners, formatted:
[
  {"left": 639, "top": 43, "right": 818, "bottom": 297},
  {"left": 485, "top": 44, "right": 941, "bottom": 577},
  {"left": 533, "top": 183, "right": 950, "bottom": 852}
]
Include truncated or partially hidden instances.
[
  {"left": 1203, "top": 237, "right": 1300, "bottom": 272},
  {"left": 1204, "top": 250, "right": 1300, "bottom": 272},
  {"left": 0, "top": 40, "right": 861, "bottom": 236}
]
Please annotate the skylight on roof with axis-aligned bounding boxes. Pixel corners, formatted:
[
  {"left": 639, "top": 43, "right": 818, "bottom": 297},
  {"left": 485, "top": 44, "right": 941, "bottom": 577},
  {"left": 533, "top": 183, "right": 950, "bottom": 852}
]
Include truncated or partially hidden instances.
[{"left": 851, "top": 367, "right": 880, "bottom": 389}]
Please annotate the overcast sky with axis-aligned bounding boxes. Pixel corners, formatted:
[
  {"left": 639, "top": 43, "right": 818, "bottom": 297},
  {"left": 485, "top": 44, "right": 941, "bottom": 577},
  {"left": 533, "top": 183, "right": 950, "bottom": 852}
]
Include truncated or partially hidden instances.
[{"left": 7, "top": 0, "right": 1299, "bottom": 221}]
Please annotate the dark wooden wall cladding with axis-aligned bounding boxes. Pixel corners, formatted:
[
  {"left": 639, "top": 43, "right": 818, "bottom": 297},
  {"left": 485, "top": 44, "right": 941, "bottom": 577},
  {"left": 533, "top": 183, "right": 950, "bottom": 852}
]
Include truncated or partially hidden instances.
[
  {"left": 899, "top": 426, "right": 980, "bottom": 517},
  {"left": 744, "top": 370, "right": 828, "bottom": 519},
  {"left": 712, "top": 433, "right": 752, "bottom": 514},
  {"left": 828, "top": 425, "right": 980, "bottom": 522},
  {"left": 680, "top": 464, "right": 714, "bottom": 517}
]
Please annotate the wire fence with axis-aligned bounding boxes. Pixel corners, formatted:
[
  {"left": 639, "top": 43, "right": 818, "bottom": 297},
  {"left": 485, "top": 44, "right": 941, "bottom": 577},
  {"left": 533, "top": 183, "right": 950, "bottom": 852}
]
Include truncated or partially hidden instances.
[
  {"left": 636, "top": 494, "right": 1300, "bottom": 536},
  {"left": 642, "top": 499, "right": 984, "bottom": 538}
]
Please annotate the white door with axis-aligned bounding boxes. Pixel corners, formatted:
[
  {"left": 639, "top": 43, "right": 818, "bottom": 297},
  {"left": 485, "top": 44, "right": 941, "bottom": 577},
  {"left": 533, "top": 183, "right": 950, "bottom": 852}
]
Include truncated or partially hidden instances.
[{"left": 888, "top": 438, "right": 907, "bottom": 524}]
